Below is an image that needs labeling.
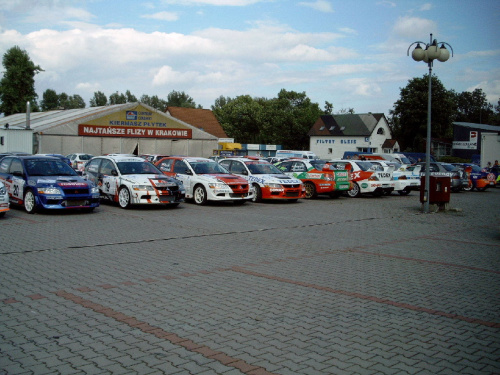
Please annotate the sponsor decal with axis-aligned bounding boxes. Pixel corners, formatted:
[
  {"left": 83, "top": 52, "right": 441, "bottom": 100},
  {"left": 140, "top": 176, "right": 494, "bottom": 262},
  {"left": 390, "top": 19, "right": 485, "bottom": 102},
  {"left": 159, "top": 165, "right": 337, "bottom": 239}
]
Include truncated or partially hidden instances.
[
  {"left": 126, "top": 111, "right": 138, "bottom": 120},
  {"left": 78, "top": 124, "right": 192, "bottom": 139},
  {"left": 58, "top": 182, "right": 87, "bottom": 187}
]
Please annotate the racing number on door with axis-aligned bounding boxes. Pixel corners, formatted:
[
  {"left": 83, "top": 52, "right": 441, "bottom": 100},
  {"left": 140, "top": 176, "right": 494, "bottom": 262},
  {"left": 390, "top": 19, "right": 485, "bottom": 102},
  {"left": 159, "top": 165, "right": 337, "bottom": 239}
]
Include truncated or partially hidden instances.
[{"left": 13, "top": 184, "right": 19, "bottom": 197}]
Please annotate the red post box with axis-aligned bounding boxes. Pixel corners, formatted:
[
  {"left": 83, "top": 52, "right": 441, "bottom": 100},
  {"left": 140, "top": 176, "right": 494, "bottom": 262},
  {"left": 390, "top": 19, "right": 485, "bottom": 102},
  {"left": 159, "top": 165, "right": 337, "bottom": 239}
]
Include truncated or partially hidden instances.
[{"left": 420, "top": 176, "right": 451, "bottom": 204}]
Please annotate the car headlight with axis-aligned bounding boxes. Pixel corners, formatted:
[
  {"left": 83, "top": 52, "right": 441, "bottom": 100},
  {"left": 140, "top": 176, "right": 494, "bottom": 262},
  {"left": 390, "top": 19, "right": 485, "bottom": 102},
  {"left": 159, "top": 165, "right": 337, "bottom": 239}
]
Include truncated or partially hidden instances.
[
  {"left": 265, "top": 183, "right": 282, "bottom": 188},
  {"left": 37, "top": 187, "right": 62, "bottom": 195},
  {"left": 91, "top": 186, "right": 100, "bottom": 194},
  {"left": 132, "top": 185, "right": 154, "bottom": 191},
  {"left": 208, "top": 182, "right": 228, "bottom": 189},
  {"left": 0, "top": 185, "right": 5, "bottom": 195}
]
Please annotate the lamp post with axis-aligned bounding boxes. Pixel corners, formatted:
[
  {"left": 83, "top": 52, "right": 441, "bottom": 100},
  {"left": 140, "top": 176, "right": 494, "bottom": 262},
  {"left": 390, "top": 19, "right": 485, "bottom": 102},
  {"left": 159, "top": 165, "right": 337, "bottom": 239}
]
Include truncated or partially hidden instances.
[{"left": 407, "top": 34, "right": 453, "bottom": 213}]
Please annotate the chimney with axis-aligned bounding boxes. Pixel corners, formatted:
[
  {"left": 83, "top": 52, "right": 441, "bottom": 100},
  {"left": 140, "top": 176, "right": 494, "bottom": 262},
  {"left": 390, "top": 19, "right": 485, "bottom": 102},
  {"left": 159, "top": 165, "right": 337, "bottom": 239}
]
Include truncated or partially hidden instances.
[{"left": 26, "top": 101, "right": 31, "bottom": 130}]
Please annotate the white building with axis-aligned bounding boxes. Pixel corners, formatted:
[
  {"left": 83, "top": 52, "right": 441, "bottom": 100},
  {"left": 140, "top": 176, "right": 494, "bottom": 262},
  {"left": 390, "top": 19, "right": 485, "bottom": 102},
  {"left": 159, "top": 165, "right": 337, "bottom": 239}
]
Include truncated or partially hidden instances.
[{"left": 308, "top": 113, "right": 398, "bottom": 159}]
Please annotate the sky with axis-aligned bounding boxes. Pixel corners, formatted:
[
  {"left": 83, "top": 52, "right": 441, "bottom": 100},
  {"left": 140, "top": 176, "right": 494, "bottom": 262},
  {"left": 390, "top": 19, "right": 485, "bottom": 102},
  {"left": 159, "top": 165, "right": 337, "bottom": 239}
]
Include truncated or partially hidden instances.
[{"left": 0, "top": 0, "right": 499, "bottom": 116}]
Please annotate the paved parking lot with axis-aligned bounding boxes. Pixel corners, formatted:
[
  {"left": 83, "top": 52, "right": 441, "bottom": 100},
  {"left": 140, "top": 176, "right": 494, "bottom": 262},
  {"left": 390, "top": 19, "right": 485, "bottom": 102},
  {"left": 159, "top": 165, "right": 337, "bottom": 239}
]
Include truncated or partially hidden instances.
[{"left": 1, "top": 188, "right": 499, "bottom": 375}]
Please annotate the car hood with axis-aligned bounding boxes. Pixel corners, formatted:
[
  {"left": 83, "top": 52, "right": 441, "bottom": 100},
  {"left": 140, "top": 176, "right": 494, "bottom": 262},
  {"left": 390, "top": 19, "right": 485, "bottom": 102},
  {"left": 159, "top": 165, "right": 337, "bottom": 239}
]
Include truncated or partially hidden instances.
[
  {"left": 119, "top": 174, "right": 180, "bottom": 185},
  {"left": 249, "top": 173, "right": 302, "bottom": 184},
  {"left": 27, "top": 176, "right": 92, "bottom": 188},
  {"left": 198, "top": 173, "right": 248, "bottom": 184}
]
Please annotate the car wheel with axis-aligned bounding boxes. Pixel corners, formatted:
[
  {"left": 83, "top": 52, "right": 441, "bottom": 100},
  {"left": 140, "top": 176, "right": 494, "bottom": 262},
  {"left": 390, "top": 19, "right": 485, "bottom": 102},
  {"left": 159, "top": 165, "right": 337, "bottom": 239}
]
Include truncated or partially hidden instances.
[
  {"left": 252, "top": 184, "right": 262, "bottom": 203},
  {"left": 398, "top": 189, "right": 411, "bottom": 196},
  {"left": 24, "top": 189, "right": 38, "bottom": 214},
  {"left": 118, "top": 186, "right": 132, "bottom": 208},
  {"left": 463, "top": 181, "right": 473, "bottom": 191},
  {"left": 347, "top": 182, "right": 360, "bottom": 198},
  {"left": 193, "top": 185, "right": 208, "bottom": 205},
  {"left": 304, "top": 181, "right": 317, "bottom": 199}
]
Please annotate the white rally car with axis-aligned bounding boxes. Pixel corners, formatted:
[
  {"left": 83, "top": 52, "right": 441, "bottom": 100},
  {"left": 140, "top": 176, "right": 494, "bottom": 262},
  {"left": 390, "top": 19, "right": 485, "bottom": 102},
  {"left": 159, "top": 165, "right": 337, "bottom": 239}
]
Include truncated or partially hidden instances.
[
  {"left": 155, "top": 156, "right": 254, "bottom": 205},
  {"left": 328, "top": 160, "right": 395, "bottom": 197},
  {"left": 368, "top": 160, "right": 421, "bottom": 195},
  {"left": 218, "top": 157, "right": 305, "bottom": 202},
  {"left": 0, "top": 180, "right": 9, "bottom": 217},
  {"left": 83, "top": 155, "right": 185, "bottom": 208}
]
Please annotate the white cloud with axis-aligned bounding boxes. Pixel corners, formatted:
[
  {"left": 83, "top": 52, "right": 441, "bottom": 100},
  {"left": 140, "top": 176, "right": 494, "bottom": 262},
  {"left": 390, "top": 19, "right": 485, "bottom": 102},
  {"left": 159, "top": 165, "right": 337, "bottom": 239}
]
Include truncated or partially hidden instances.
[
  {"left": 419, "top": 3, "right": 433, "bottom": 11},
  {"left": 141, "top": 11, "right": 179, "bottom": 21},
  {"left": 392, "top": 16, "right": 437, "bottom": 39},
  {"left": 376, "top": 1, "right": 396, "bottom": 7},
  {"left": 298, "top": 0, "right": 334, "bottom": 13},
  {"left": 160, "top": 0, "right": 262, "bottom": 5},
  {"left": 338, "top": 27, "right": 357, "bottom": 35}
]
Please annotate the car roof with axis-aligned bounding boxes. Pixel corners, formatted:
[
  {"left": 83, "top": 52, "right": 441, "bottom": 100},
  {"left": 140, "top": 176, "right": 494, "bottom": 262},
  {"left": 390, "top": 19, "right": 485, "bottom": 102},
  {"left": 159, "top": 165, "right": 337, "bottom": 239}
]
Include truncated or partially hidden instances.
[
  {"left": 96, "top": 155, "right": 146, "bottom": 162},
  {"left": 220, "top": 157, "right": 269, "bottom": 163}
]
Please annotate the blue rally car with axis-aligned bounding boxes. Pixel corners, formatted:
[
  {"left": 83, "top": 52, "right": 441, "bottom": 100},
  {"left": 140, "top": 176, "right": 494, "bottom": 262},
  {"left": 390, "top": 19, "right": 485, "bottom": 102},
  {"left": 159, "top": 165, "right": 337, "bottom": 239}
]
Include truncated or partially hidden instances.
[{"left": 0, "top": 155, "right": 100, "bottom": 214}]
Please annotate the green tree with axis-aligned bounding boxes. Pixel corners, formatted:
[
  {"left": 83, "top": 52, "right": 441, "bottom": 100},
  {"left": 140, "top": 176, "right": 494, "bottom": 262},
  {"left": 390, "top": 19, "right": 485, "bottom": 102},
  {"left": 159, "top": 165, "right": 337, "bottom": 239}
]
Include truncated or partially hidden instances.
[
  {"left": 109, "top": 91, "right": 127, "bottom": 105},
  {"left": 389, "top": 74, "right": 455, "bottom": 151},
  {"left": 454, "top": 88, "right": 494, "bottom": 124},
  {"left": 140, "top": 94, "right": 167, "bottom": 111},
  {"left": 40, "top": 89, "right": 59, "bottom": 111},
  {"left": 213, "top": 89, "right": 321, "bottom": 149},
  {"left": 89, "top": 91, "right": 108, "bottom": 107},
  {"left": 166, "top": 90, "right": 197, "bottom": 108},
  {"left": 0, "top": 46, "right": 43, "bottom": 115},
  {"left": 125, "top": 90, "right": 137, "bottom": 103},
  {"left": 67, "top": 94, "right": 85, "bottom": 109}
]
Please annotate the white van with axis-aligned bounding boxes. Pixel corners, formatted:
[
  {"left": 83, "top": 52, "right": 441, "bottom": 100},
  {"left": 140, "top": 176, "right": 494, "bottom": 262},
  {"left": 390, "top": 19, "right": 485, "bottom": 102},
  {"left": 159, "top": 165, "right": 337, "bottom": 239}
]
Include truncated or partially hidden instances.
[{"left": 275, "top": 150, "right": 318, "bottom": 160}]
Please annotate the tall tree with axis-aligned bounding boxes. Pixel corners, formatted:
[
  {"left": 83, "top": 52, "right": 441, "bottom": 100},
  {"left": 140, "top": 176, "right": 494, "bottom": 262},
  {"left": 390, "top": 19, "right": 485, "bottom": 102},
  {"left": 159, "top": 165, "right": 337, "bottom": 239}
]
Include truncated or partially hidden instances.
[
  {"left": 213, "top": 89, "right": 321, "bottom": 149},
  {"left": 40, "top": 89, "right": 59, "bottom": 111},
  {"left": 166, "top": 90, "right": 197, "bottom": 108},
  {"left": 125, "top": 90, "right": 137, "bottom": 103},
  {"left": 140, "top": 94, "right": 167, "bottom": 111},
  {"left": 89, "top": 91, "right": 108, "bottom": 107},
  {"left": 454, "top": 88, "right": 494, "bottom": 124},
  {"left": 0, "top": 46, "right": 43, "bottom": 115},
  {"left": 389, "top": 74, "right": 455, "bottom": 151},
  {"left": 109, "top": 91, "right": 127, "bottom": 105}
]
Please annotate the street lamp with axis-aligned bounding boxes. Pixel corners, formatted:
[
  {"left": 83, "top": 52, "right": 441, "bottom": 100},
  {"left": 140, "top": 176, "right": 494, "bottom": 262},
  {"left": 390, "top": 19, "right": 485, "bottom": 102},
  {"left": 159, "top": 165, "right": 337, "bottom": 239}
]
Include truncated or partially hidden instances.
[{"left": 407, "top": 33, "right": 453, "bottom": 213}]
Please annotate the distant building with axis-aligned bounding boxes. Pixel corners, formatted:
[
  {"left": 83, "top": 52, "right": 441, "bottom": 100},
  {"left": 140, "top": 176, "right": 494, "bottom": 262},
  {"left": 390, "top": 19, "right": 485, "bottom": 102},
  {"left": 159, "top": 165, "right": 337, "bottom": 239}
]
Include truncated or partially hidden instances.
[
  {"left": 308, "top": 113, "right": 397, "bottom": 159},
  {"left": 452, "top": 122, "right": 500, "bottom": 166}
]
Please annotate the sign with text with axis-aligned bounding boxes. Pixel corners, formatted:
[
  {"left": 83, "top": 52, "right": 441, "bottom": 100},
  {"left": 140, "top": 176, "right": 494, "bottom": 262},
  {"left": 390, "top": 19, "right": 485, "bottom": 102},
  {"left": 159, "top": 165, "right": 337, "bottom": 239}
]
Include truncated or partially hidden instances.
[
  {"left": 78, "top": 124, "right": 192, "bottom": 139},
  {"left": 453, "top": 141, "right": 477, "bottom": 150}
]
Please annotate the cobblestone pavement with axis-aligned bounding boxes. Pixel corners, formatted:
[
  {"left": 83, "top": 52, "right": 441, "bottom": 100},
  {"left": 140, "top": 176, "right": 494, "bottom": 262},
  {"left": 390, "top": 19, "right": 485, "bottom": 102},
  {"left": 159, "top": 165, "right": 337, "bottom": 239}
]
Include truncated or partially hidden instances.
[{"left": 1, "top": 187, "right": 499, "bottom": 375}]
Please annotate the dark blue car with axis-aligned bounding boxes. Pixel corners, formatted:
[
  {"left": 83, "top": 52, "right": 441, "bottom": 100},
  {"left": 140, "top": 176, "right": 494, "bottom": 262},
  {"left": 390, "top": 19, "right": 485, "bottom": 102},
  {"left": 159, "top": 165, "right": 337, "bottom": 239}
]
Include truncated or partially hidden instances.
[{"left": 0, "top": 155, "right": 100, "bottom": 214}]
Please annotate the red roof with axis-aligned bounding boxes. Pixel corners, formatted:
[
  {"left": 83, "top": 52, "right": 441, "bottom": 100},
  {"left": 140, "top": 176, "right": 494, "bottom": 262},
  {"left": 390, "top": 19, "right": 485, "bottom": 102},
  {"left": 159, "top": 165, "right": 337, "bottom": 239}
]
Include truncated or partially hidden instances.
[{"left": 166, "top": 107, "right": 227, "bottom": 138}]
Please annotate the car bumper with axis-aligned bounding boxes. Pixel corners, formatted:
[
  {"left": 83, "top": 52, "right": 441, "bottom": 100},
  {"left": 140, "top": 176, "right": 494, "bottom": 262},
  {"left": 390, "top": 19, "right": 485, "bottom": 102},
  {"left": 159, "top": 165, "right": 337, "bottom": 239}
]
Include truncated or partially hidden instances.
[
  {"left": 359, "top": 181, "right": 395, "bottom": 194},
  {"left": 394, "top": 179, "right": 420, "bottom": 192},
  {"left": 261, "top": 186, "right": 305, "bottom": 200},
  {"left": 39, "top": 195, "right": 100, "bottom": 210},
  {"left": 132, "top": 191, "right": 185, "bottom": 205}
]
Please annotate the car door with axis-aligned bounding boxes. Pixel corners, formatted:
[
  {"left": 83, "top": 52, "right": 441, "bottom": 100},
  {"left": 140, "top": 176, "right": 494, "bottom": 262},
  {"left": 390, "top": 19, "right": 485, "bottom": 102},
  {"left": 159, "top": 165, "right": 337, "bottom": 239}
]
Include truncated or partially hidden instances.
[
  {"left": 84, "top": 158, "right": 102, "bottom": 189},
  {"left": 2, "top": 157, "right": 26, "bottom": 202},
  {"left": 99, "top": 159, "right": 118, "bottom": 196},
  {"left": 172, "top": 160, "right": 193, "bottom": 191}
]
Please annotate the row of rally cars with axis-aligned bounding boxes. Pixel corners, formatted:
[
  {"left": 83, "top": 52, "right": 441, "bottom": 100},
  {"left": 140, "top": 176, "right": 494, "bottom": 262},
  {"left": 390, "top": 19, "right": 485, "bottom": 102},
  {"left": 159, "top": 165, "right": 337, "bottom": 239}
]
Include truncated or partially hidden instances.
[{"left": 0, "top": 153, "right": 494, "bottom": 216}]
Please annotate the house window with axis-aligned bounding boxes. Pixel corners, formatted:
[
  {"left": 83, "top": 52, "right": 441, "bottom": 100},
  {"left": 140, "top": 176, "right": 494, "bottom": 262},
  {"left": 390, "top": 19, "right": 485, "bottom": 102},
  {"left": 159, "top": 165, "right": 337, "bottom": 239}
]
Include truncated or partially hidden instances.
[
  {"left": 377, "top": 128, "right": 384, "bottom": 135},
  {"left": 0, "top": 136, "right": 3, "bottom": 146},
  {"left": 328, "top": 148, "right": 332, "bottom": 154}
]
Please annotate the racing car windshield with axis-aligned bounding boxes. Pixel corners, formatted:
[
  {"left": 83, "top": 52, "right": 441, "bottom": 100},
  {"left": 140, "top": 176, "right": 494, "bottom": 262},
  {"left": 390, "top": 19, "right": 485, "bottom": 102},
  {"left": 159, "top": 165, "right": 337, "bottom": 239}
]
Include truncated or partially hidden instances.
[
  {"left": 191, "top": 162, "right": 229, "bottom": 174},
  {"left": 246, "top": 162, "right": 283, "bottom": 174},
  {"left": 117, "top": 162, "right": 162, "bottom": 175},
  {"left": 309, "top": 160, "right": 327, "bottom": 170},
  {"left": 25, "top": 159, "right": 78, "bottom": 176},
  {"left": 355, "top": 161, "right": 375, "bottom": 171}
]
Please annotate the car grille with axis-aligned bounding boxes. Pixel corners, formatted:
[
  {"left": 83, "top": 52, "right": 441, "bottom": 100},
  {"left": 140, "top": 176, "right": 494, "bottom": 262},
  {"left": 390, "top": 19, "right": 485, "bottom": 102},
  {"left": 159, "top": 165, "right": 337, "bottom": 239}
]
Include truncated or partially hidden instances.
[
  {"left": 156, "top": 186, "right": 179, "bottom": 192},
  {"left": 61, "top": 188, "right": 90, "bottom": 195},
  {"left": 283, "top": 184, "right": 301, "bottom": 188},
  {"left": 228, "top": 184, "right": 249, "bottom": 194},
  {"left": 285, "top": 192, "right": 300, "bottom": 197}
]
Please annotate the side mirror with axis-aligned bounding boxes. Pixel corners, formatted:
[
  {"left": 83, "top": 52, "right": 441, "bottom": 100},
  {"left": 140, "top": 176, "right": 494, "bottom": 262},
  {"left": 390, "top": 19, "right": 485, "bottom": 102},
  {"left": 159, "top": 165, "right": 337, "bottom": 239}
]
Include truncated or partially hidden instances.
[
  {"left": 185, "top": 169, "right": 192, "bottom": 175},
  {"left": 241, "top": 170, "right": 248, "bottom": 175},
  {"left": 111, "top": 169, "right": 118, "bottom": 176}
]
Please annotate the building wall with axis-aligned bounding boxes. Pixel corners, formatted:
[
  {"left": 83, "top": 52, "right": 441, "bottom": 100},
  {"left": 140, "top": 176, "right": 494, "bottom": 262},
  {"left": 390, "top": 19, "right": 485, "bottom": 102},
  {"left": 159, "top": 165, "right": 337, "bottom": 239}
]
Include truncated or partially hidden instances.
[
  {"left": 310, "top": 118, "right": 392, "bottom": 160},
  {"left": 0, "top": 129, "right": 33, "bottom": 153}
]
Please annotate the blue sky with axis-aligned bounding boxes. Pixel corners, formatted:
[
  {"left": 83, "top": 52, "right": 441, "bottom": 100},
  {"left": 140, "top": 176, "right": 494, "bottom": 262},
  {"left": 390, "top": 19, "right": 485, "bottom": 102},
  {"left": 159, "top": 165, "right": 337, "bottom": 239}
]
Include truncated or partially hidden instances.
[{"left": 0, "top": 0, "right": 499, "bottom": 116}]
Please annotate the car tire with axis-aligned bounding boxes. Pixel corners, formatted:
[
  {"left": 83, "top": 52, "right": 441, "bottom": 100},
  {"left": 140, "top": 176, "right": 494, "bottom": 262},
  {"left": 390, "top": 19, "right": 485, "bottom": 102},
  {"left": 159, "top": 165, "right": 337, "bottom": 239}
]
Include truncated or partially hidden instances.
[
  {"left": 347, "top": 182, "right": 361, "bottom": 198},
  {"left": 304, "top": 181, "right": 317, "bottom": 199},
  {"left": 118, "top": 186, "right": 132, "bottom": 208},
  {"left": 23, "top": 189, "right": 38, "bottom": 214},
  {"left": 463, "top": 182, "right": 473, "bottom": 192},
  {"left": 252, "top": 184, "right": 262, "bottom": 203},
  {"left": 193, "top": 185, "right": 208, "bottom": 205}
]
